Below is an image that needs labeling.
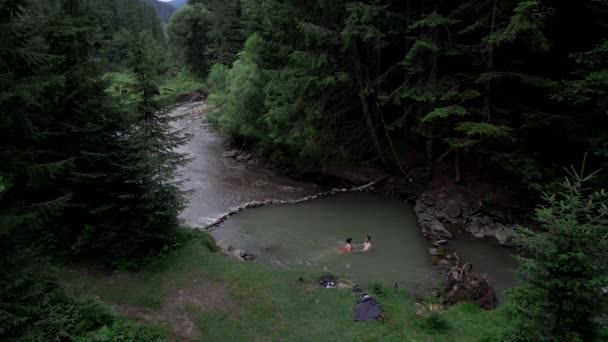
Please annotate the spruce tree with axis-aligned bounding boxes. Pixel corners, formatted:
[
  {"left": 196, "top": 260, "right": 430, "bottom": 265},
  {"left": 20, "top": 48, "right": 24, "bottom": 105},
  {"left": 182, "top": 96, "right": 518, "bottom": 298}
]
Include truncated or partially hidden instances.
[
  {"left": 509, "top": 164, "right": 608, "bottom": 340},
  {"left": 113, "top": 31, "right": 188, "bottom": 259}
]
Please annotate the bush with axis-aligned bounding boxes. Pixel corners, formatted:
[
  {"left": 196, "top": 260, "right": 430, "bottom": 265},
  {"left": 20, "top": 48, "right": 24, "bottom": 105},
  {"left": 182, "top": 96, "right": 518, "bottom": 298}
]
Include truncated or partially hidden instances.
[
  {"left": 368, "top": 281, "right": 385, "bottom": 297},
  {"left": 112, "top": 228, "right": 217, "bottom": 270},
  {"left": 416, "top": 295, "right": 449, "bottom": 333},
  {"left": 417, "top": 312, "right": 449, "bottom": 333},
  {"left": 206, "top": 35, "right": 268, "bottom": 144},
  {"left": 79, "top": 319, "right": 166, "bottom": 342}
]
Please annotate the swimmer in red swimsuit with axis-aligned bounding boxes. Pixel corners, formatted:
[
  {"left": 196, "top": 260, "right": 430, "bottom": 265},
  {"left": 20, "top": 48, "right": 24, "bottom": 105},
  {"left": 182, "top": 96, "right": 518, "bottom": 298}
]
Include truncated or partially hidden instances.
[{"left": 339, "top": 238, "right": 353, "bottom": 253}]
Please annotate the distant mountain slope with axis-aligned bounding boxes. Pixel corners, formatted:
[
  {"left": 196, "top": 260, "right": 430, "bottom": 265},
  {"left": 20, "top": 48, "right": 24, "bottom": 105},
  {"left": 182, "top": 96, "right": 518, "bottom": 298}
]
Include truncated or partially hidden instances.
[
  {"left": 167, "top": 0, "right": 188, "bottom": 9},
  {"left": 140, "top": 0, "right": 176, "bottom": 23}
]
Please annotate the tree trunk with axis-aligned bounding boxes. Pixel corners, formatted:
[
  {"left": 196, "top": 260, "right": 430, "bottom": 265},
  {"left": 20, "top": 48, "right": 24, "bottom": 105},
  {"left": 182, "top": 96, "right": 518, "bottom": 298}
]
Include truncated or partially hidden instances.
[
  {"left": 426, "top": 134, "right": 433, "bottom": 178},
  {"left": 483, "top": 0, "right": 499, "bottom": 123},
  {"left": 426, "top": 21, "right": 439, "bottom": 178},
  {"left": 352, "top": 39, "right": 389, "bottom": 169},
  {"left": 454, "top": 148, "right": 461, "bottom": 183}
]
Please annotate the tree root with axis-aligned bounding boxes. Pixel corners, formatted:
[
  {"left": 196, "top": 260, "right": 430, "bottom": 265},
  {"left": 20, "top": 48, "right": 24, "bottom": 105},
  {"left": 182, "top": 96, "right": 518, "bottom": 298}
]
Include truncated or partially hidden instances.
[{"left": 441, "top": 256, "right": 498, "bottom": 310}]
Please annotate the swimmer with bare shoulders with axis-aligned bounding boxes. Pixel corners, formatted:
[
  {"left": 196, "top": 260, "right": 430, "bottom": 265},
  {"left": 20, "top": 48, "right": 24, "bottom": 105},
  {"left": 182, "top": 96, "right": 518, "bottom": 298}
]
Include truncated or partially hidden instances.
[
  {"left": 339, "top": 238, "right": 353, "bottom": 253},
  {"left": 360, "top": 236, "right": 373, "bottom": 252}
]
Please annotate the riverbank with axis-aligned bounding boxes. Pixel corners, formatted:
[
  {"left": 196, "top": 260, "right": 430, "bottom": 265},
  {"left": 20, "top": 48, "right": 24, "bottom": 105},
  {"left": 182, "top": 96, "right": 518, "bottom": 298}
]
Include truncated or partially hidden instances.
[
  {"left": 172, "top": 102, "right": 517, "bottom": 297},
  {"left": 60, "top": 230, "right": 512, "bottom": 341},
  {"left": 219, "top": 131, "right": 526, "bottom": 249}
]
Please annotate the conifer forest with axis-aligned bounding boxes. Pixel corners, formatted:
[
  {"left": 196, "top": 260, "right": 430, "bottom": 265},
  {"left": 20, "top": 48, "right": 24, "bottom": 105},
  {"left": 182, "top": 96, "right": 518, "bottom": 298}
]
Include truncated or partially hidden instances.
[{"left": 1, "top": 0, "right": 608, "bottom": 341}]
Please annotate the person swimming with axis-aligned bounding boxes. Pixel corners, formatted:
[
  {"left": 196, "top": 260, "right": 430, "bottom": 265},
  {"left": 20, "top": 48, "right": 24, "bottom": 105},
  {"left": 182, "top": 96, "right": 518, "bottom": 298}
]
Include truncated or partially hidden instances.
[
  {"left": 360, "top": 235, "right": 373, "bottom": 252},
  {"left": 339, "top": 238, "right": 353, "bottom": 253}
]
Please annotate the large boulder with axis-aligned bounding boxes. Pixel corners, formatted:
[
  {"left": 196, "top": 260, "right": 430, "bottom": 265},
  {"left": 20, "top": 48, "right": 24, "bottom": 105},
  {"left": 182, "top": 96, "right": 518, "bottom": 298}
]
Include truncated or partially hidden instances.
[
  {"left": 417, "top": 212, "right": 452, "bottom": 238},
  {"left": 444, "top": 200, "right": 462, "bottom": 219},
  {"left": 231, "top": 249, "right": 246, "bottom": 261},
  {"left": 493, "top": 224, "right": 514, "bottom": 246},
  {"left": 415, "top": 187, "right": 483, "bottom": 239},
  {"left": 216, "top": 239, "right": 232, "bottom": 252},
  {"left": 466, "top": 215, "right": 495, "bottom": 238}
]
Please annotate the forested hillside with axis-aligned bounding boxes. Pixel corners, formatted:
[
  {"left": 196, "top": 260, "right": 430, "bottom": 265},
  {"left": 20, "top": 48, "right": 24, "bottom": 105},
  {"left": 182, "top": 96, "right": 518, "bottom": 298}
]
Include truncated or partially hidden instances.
[
  {"left": 140, "top": 0, "right": 176, "bottom": 23},
  {"left": 172, "top": 0, "right": 608, "bottom": 194},
  {"left": 0, "top": 0, "right": 186, "bottom": 339},
  {"left": 2, "top": 0, "right": 608, "bottom": 341}
]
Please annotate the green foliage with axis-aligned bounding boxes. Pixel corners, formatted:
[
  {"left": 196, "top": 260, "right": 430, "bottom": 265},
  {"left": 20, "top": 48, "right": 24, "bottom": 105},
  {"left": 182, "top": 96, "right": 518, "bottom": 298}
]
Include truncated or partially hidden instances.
[
  {"left": 80, "top": 319, "right": 166, "bottom": 342},
  {"left": 0, "top": 0, "right": 189, "bottom": 262},
  {"left": 456, "top": 122, "right": 513, "bottom": 139},
  {"left": 367, "top": 280, "right": 385, "bottom": 296},
  {"left": 486, "top": 0, "right": 550, "bottom": 50},
  {"left": 415, "top": 295, "right": 449, "bottom": 333},
  {"left": 422, "top": 106, "right": 469, "bottom": 122},
  {"left": 408, "top": 13, "right": 460, "bottom": 31},
  {"left": 417, "top": 311, "right": 449, "bottom": 333},
  {"left": 0, "top": 239, "right": 162, "bottom": 341},
  {"left": 168, "top": 0, "right": 244, "bottom": 76},
  {"left": 207, "top": 35, "right": 268, "bottom": 142},
  {"left": 66, "top": 239, "right": 512, "bottom": 341},
  {"left": 193, "top": 0, "right": 608, "bottom": 183},
  {"left": 510, "top": 165, "right": 608, "bottom": 340}
]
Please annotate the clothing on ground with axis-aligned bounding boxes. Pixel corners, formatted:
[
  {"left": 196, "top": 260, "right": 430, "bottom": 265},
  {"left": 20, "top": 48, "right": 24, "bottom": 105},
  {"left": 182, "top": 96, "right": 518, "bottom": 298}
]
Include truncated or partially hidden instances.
[{"left": 354, "top": 294, "right": 382, "bottom": 321}]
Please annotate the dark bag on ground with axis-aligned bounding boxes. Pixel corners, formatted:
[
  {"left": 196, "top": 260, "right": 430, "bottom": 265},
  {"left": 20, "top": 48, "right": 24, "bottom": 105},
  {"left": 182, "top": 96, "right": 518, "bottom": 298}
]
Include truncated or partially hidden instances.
[{"left": 354, "top": 294, "right": 382, "bottom": 321}]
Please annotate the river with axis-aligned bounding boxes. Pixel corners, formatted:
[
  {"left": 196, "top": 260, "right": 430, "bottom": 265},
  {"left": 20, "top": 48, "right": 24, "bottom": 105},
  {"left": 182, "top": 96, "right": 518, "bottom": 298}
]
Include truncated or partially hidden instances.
[{"left": 173, "top": 102, "right": 516, "bottom": 295}]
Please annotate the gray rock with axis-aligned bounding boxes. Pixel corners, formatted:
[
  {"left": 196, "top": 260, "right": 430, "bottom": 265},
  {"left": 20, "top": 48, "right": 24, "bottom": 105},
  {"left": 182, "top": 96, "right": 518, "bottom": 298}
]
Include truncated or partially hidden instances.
[
  {"left": 467, "top": 215, "right": 494, "bottom": 237},
  {"left": 231, "top": 249, "right": 246, "bottom": 261},
  {"left": 216, "top": 239, "right": 232, "bottom": 252},
  {"left": 420, "top": 193, "right": 436, "bottom": 206},
  {"left": 472, "top": 226, "right": 494, "bottom": 238},
  {"left": 430, "top": 220, "right": 452, "bottom": 238},
  {"left": 236, "top": 153, "right": 252, "bottom": 162},
  {"left": 222, "top": 150, "right": 239, "bottom": 158},
  {"left": 428, "top": 247, "right": 445, "bottom": 257},
  {"left": 445, "top": 200, "right": 462, "bottom": 218},
  {"left": 242, "top": 253, "right": 255, "bottom": 261},
  {"left": 494, "top": 224, "right": 514, "bottom": 246},
  {"left": 433, "top": 240, "right": 449, "bottom": 246},
  {"left": 417, "top": 213, "right": 436, "bottom": 223}
]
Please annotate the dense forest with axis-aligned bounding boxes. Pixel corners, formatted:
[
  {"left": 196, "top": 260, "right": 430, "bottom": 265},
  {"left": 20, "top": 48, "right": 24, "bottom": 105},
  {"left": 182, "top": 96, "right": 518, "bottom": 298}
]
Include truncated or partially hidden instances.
[
  {"left": 1, "top": 0, "right": 608, "bottom": 341},
  {"left": 0, "top": 0, "right": 187, "bottom": 339},
  {"left": 170, "top": 0, "right": 608, "bottom": 193}
]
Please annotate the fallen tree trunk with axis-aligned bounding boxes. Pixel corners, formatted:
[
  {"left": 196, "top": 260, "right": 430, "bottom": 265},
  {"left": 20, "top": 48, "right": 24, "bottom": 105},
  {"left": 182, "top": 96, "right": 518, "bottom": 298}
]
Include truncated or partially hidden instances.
[{"left": 199, "top": 179, "right": 385, "bottom": 232}]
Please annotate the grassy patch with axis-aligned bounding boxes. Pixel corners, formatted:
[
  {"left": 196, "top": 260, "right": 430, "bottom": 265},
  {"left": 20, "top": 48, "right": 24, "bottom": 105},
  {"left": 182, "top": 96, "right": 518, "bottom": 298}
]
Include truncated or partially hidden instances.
[
  {"left": 103, "top": 72, "right": 203, "bottom": 108},
  {"left": 61, "top": 231, "right": 513, "bottom": 341},
  {"left": 156, "top": 74, "right": 203, "bottom": 107}
]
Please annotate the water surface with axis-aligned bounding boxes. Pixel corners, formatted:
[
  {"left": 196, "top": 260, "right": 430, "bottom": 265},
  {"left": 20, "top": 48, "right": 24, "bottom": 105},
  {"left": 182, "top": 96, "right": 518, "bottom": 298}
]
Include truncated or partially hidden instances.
[
  {"left": 172, "top": 103, "right": 318, "bottom": 227},
  {"left": 449, "top": 237, "right": 518, "bottom": 296},
  {"left": 214, "top": 192, "right": 442, "bottom": 292}
]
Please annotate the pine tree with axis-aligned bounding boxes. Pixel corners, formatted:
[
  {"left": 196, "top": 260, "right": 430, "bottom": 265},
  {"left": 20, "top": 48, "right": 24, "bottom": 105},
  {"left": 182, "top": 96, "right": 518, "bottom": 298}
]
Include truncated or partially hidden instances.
[
  {"left": 509, "top": 164, "right": 608, "bottom": 340},
  {"left": 111, "top": 31, "right": 188, "bottom": 258}
]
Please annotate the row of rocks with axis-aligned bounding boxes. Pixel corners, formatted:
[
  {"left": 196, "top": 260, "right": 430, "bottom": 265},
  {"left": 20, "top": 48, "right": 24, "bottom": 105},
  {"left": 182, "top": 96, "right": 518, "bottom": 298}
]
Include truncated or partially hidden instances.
[
  {"left": 216, "top": 239, "right": 255, "bottom": 262},
  {"left": 415, "top": 188, "right": 514, "bottom": 246},
  {"left": 198, "top": 180, "right": 382, "bottom": 232}
]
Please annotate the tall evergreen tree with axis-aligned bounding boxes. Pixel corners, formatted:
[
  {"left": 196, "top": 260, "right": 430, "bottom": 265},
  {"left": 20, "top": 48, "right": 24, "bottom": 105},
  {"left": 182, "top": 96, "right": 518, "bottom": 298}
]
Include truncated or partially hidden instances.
[{"left": 510, "top": 165, "right": 608, "bottom": 340}]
